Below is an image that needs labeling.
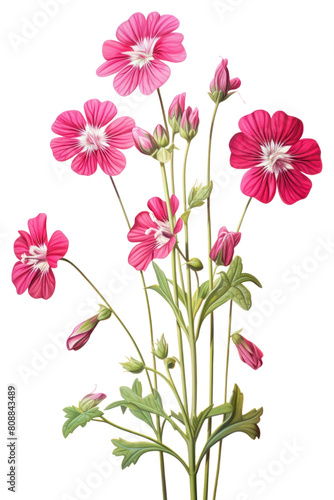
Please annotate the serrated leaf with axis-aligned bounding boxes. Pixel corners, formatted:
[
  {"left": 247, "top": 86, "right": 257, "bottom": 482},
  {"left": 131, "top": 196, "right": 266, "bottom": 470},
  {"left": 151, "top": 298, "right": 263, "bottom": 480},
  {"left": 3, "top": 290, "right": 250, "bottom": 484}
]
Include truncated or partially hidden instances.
[
  {"left": 197, "top": 385, "right": 263, "bottom": 468},
  {"left": 170, "top": 411, "right": 185, "bottom": 425},
  {"left": 62, "top": 406, "right": 103, "bottom": 438}
]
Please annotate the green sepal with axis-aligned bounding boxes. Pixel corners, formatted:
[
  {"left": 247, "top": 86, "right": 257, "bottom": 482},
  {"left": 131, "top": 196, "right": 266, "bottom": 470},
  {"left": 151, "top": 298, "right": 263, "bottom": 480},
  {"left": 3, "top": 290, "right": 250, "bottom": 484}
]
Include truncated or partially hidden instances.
[
  {"left": 188, "top": 181, "right": 213, "bottom": 209},
  {"left": 181, "top": 210, "right": 191, "bottom": 224}
]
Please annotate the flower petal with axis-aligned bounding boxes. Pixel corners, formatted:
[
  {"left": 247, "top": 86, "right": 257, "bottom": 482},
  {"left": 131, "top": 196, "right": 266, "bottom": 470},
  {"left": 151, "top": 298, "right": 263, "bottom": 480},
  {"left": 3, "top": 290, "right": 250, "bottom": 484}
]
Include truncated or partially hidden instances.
[
  {"left": 147, "top": 12, "right": 180, "bottom": 38},
  {"left": 51, "top": 110, "right": 86, "bottom": 137},
  {"left": 238, "top": 110, "right": 271, "bottom": 145},
  {"left": 170, "top": 194, "right": 180, "bottom": 216},
  {"left": 154, "top": 33, "right": 186, "bottom": 62},
  {"left": 174, "top": 217, "right": 183, "bottom": 234},
  {"left": 116, "top": 12, "right": 147, "bottom": 45},
  {"left": 229, "top": 77, "right": 241, "bottom": 90},
  {"left": 271, "top": 111, "right": 303, "bottom": 146},
  {"left": 154, "top": 235, "right": 176, "bottom": 260},
  {"left": 128, "top": 212, "right": 157, "bottom": 242},
  {"left": 105, "top": 116, "right": 135, "bottom": 149},
  {"left": 277, "top": 168, "right": 312, "bottom": 205},
  {"left": 102, "top": 40, "right": 130, "bottom": 60},
  {"left": 138, "top": 60, "right": 171, "bottom": 95},
  {"left": 97, "top": 147, "right": 126, "bottom": 176},
  {"left": 12, "top": 262, "right": 36, "bottom": 295},
  {"left": 147, "top": 197, "right": 168, "bottom": 222},
  {"left": 50, "top": 136, "right": 83, "bottom": 161},
  {"left": 28, "top": 269, "right": 56, "bottom": 300},
  {"left": 289, "top": 138, "right": 322, "bottom": 175},
  {"left": 128, "top": 240, "right": 156, "bottom": 271},
  {"left": 71, "top": 152, "right": 98, "bottom": 176},
  {"left": 47, "top": 230, "right": 69, "bottom": 268},
  {"left": 229, "top": 132, "right": 262, "bottom": 169},
  {"left": 67, "top": 330, "right": 92, "bottom": 351},
  {"left": 84, "top": 99, "right": 117, "bottom": 128},
  {"left": 113, "top": 65, "right": 140, "bottom": 96},
  {"left": 28, "top": 213, "right": 48, "bottom": 246},
  {"left": 14, "top": 230, "right": 32, "bottom": 259},
  {"left": 240, "top": 167, "right": 277, "bottom": 203}
]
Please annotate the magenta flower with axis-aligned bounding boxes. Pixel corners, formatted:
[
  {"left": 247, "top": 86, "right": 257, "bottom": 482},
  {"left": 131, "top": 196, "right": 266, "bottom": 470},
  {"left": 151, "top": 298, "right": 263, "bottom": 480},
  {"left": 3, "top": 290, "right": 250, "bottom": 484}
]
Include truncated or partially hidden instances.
[
  {"left": 210, "top": 58, "right": 241, "bottom": 102},
  {"left": 96, "top": 12, "right": 186, "bottom": 96},
  {"left": 79, "top": 387, "right": 107, "bottom": 412},
  {"left": 232, "top": 333, "right": 263, "bottom": 370},
  {"left": 67, "top": 306, "right": 112, "bottom": 351},
  {"left": 179, "top": 106, "right": 200, "bottom": 141},
  {"left": 12, "top": 213, "right": 69, "bottom": 300},
  {"left": 168, "top": 93, "right": 186, "bottom": 133},
  {"left": 132, "top": 127, "right": 159, "bottom": 156},
  {"left": 229, "top": 110, "right": 322, "bottom": 204},
  {"left": 128, "top": 195, "right": 183, "bottom": 271},
  {"left": 210, "top": 227, "right": 241, "bottom": 266},
  {"left": 50, "top": 99, "right": 135, "bottom": 176}
]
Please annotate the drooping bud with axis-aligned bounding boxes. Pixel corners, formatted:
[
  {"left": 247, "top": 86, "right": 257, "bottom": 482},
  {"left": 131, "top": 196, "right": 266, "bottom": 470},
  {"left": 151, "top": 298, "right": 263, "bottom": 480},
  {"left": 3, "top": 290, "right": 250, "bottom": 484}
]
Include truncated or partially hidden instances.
[
  {"left": 232, "top": 333, "right": 263, "bottom": 370},
  {"left": 179, "top": 107, "right": 199, "bottom": 141},
  {"left": 121, "top": 357, "right": 144, "bottom": 374},
  {"left": 79, "top": 387, "right": 107, "bottom": 412},
  {"left": 186, "top": 258, "right": 204, "bottom": 271},
  {"left": 66, "top": 306, "right": 112, "bottom": 351},
  {"left": 210, "top": 226, "right": 241, "bottom": 267},
  {"left": 132, "top": 127, "right": 159, "bottom": 156},
  {"left": 168, "top": 93, "right": 186, "bottom": 133},
  {"left": 97, "top": 304, "right": 112, "bottom": 321},
  {"left": 152, "top": 334, "right": 169, "bottom": 360},
  {"left": 153, "top": 125, "right": 169, "bottom": 148},
  {"left": 209, "top": 58, "right": 241, "bottom": 104}
]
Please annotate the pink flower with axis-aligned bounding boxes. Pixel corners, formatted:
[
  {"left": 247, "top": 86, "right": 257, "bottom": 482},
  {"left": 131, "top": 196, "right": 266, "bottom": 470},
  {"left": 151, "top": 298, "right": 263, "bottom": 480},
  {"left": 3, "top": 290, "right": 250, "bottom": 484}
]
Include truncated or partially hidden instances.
[
  {"left": 132, "top": 127, "right": 159, "bottom": 155},
  {"left": 168, "top": 93, "right": 186, "bottom": 133},
  {"left": 210, "top": 227, "right": 241, "bottom": 266},
  {"left": 12, "top": 213, "right": 69, "bottom": 300},
  {"left": 210, "top": 58, "right": 241, "bottom": 102},
  {"left": 67, "top": 306, "right": 112, "bottom": 351},
  {"left": 232, "top": 333, "right": 263, "bottom": 370},
  {"left": 50, "top": 99, "right": 135, "bottom": 176},
  {"left": 229, "top": 110, "right": 322, "bottom": 204},
  {"left": 179, "top": 106, "right": 200, "bottom": 141},
  {"left": 96, "top": 12, "right": 186, "bottom": 96},
  {"left": 128, "top": 195, "right": 183, "bottom": 271},
  {"left": 79, "top": 387, "right": 107, "bottom": 412},
  {"left": 153, "top": 124, "right": 169, "bottom": 147}
]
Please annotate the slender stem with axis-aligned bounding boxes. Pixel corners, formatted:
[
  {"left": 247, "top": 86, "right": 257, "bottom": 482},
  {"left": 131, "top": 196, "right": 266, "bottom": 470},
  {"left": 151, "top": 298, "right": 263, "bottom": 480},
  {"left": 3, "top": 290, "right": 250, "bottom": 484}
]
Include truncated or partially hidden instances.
[
  {"left": 109, "top": 176, "right": 167, "bottom": 499},
  {"left": 170, "top": 131, "right": 176, "bottom": 194},
  {"left": 157, "top": 88, "right": 169, "bottom": 132},
  {"left": 61, "top": 257, "right": 153, "bottom": 393},
  {"left": 188, "top": 439, "right": 198, "bottom": 500},
  {"left": 236, "top": 197, "right": 252, "bottom": 232},
  {"left": 203, "top": 100, "right": 220, "bottom": 500},
  {"left": 160, "top": 162, "right": 189, "bottom": 417},
  {"left": 176, "top": 244, "right": 187, "bottom": 262}
]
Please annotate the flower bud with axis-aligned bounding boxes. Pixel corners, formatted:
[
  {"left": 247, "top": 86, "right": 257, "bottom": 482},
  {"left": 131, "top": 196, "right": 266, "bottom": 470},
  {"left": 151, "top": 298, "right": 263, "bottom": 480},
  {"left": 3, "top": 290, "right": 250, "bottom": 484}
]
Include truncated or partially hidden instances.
[
  {"left": 232, "top": 333, "right": 263, "bottom": 370},
  {"left": 209, "top": 58, "right": 241, "bottom": 104},
  {"left": 121, "top": 357, "right": 144, "bottom": 374},
  {"left": 132, "top": 127, "right": 159, "bottom": 156},
  {"left": 210, "top": 226, "right": 241, "bottom": 267},
  {"left": 186, "top": 258, "right": 204, "bottom": 271},
  {"left": 79, "top": 387, "right": 107, "bottom": 412},
  {"left": 153, "top": 125, "right": 169, "bottom": 148},
  {"left": 152, "top": 334, "right": 169, "bottom": 360},
  {"left": 164, "top": 357, "right": 178, "bottom": 370},
  {"left": 179, "top": 107, "right": 199, "bottom": 141},
  {"left": 168, "top": 93, "right": 186, "bottom": 133},
  {"left": 67, "top": 306, "right": 112, "bottom": 351},
  {"left": 97, "top": 304, "right": 112, "bottom": 321}
]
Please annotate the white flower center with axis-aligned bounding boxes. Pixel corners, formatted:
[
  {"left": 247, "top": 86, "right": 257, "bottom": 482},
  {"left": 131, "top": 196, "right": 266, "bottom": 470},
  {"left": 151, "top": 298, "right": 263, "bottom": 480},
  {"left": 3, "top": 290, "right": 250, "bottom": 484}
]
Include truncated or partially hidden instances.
[
  {"left": 124, "top": 38, "right": 157, "bottom": 69},
  {"left": 145, "top": 213, "right": 173, "bottom": 248},
  {"left": 259, "top": 140, "right": 292, "bottom": 176},
  {"left": 21, "top": 244, "right": 49, "bottom": 273},
  {"left": 80, "top": 125, "right": 107, "bottom": 152}
]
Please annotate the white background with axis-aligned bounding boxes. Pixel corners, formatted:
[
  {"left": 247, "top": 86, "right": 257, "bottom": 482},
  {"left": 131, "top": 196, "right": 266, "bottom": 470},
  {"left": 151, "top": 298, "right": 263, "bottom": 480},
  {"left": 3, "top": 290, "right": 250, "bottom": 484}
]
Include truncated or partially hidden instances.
[{"left": 1, "top": 0, "right": 334, "bottom": 499}]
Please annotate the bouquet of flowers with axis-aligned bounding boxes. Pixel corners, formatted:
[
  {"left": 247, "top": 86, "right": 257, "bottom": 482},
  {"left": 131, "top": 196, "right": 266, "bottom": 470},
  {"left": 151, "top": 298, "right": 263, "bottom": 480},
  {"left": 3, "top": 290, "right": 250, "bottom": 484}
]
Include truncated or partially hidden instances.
[{"left": 12, "top": 11, "right": 322, "bottom": 500}]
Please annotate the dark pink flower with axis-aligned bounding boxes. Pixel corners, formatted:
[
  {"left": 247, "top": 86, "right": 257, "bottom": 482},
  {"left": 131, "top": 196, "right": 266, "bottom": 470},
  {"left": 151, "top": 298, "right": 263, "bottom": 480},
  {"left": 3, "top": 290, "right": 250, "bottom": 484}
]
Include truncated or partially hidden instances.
[
  {"left": 96, "top": 12, "right": 186, "bottom": 96},
  {"left": 67, "top": 306, "right": 112, "bottom": 351},
  {"left": 210, "top": 58, "right": 241, "bottom": 102},
  {"left": 229, "top": 110, "right": 322, "bottom": 204},
  {"left": 12, "top": 213, "right": 69, "bottom": 300},
  {"left": 168, "top": 93, "right": 186, "bottom": 132},
  {"left": 50, "top": 99, "right": 135, "bottom": 176},
  {"left": 179, "top": 106, "right": 199, "bottom": 141},
  {"left": 79, "top": 387, "right": 107, "bottom": 412},
  {"left": 132, "top": 127, "right": 159, "bottom": 155},
  {"left": 210, "top": 227, "right": 241, "bottom": 266},
  {"left": 128, "top": 195, "right": 183, "bottom": 271},
  {"left": 232, "top": 333, "right": 263, "bottom": 370}
]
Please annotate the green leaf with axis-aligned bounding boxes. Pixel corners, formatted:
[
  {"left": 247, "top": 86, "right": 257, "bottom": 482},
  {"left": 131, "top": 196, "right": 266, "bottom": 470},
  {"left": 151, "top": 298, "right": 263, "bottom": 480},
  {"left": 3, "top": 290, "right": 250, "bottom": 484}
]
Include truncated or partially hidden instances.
[
  {"left": 208, "top": 403, "right": 233, "bottom": 418},
  {"left": 192, "top": 280, "right": 210, "bottom": 318},
  {"left": 167, "top": 279, "right": 188, "bottom": 308},
  {"left": 112, "top": 439, "right": 170, "bottom": 469},
  {"left": 170, "top": 411, "right": 185, "bottom": 425},
  {"left": 192, "top": 405, "right": 214, "bottom": 439},
  {"left": 197, "top": 385, "right": 263, "bottom": 468},
  {"left": 181, "top": 210, "right": 191, "bottom": 224},
  {"left": 148, "top": 263, "right": 188, "bottom": 334},
  {"left": 62, "top": 406, "right": 103, "bottom": 438}
]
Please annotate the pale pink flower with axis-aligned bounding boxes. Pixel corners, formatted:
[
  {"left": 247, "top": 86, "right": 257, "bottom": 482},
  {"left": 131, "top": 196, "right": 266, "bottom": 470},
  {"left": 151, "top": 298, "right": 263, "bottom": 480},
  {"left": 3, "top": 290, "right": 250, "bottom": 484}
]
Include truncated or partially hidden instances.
[
  {"left": 168, "top": 93, "right": 186, "bottom": 132},
  {"left": 179, "top": 106, "right": 199, "bottom": 141},
  {"left": 232, "top": 333, "right": 263, "bottom": 370},
  {"left": 79, "top": 387, "right": 107, "bottom": 412},
  {"left": 229, "top": 110, "right": 322, "bottom": 204},
  {"left": 132, "top": 127, "right": 159, "bottom": 155},
  {"left": 210, "top": 227, "right": 241, "bottom": 266},
  {"left": 128, "top": 195, "right": 183, "bottom": 271},
  {"left": 12, "top": 214, "right": 69, "bottom": 300},
  {"left": 50, "top": 99, "right": 135, "bottom": 176},
  {"left": 96, "top": 12, "right": 186, "bottom": 96}
]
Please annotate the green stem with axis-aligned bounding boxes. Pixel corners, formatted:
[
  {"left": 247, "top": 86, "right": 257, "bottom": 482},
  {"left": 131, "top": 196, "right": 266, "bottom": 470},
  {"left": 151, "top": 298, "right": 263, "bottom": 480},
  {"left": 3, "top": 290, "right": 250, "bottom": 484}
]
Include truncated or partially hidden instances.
[
  {"left": 160, "top": 162, "right": 189, "bottom": 417},
  {"left": 60, "top": 257, "right": 153, "bottom": 393},
  {"left": 236, "top": 197, "right": 252, "bottom": 232},
  {"left": 170, "top": 131, "right": 176, "bottom": 194},
  {"left": 203, "top": 100, "right": 220, "bottom": 500},
  {"left": 109, "top": 176, "right": 167, "bottom": 499},
  {"left": 188, "top": 439, "right": 198, "bottom": 500},
  {"left": 157, "top": 88, "right": 169, "bottom": 132}
]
